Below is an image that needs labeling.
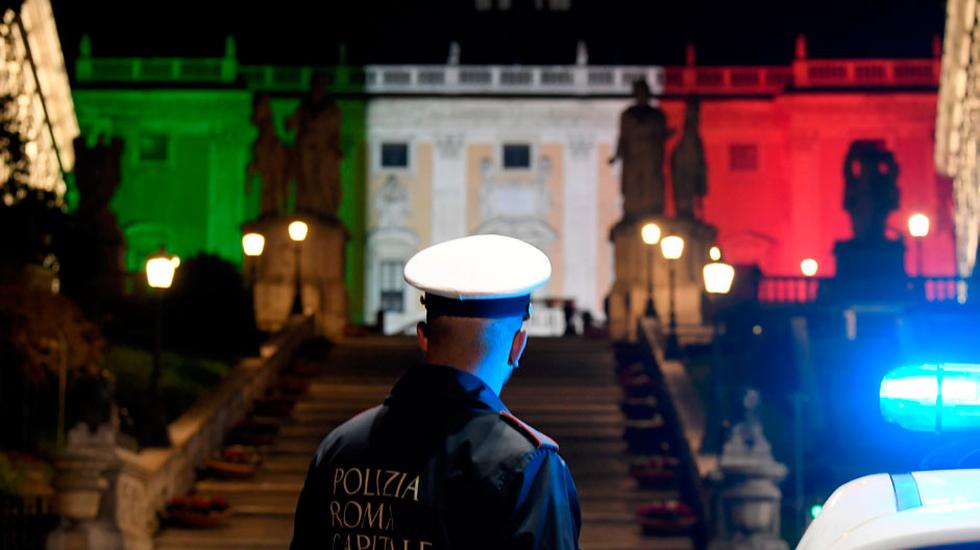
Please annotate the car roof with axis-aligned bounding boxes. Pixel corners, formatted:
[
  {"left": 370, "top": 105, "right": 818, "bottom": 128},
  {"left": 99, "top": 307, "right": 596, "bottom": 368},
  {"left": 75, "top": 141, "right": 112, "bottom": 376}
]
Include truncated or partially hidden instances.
[{"left": 798, "top": 470, "right": 980, "bottom": 550}]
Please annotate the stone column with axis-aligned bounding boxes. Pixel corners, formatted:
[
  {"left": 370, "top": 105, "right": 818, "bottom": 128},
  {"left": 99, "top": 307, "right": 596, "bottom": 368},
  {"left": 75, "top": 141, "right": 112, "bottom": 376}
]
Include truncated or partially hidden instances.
[
  {"left": 564, "top": 134, "right": 599, "bottom": 317},
  {"left": 47, "top": 424, "right": 123, "bottom": 550},
  {"left": 431, "top": 133, "right": 466, "bottom": 244}
]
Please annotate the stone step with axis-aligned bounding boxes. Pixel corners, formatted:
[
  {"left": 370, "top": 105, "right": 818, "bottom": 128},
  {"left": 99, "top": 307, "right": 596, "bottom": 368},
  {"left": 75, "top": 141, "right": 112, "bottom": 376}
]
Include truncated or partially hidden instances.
[
  {"left": 158, "top": 338, "right": 698, "bottom": 550},
  {"left": 156, "top": 514, "right": 690, "bottom": 550}
]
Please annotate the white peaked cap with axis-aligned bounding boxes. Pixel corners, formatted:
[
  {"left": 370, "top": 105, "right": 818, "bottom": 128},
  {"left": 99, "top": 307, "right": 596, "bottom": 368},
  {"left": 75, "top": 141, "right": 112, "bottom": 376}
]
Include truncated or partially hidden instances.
[{"left": 404, "top": 234, "right": 551, "bottom": 300}]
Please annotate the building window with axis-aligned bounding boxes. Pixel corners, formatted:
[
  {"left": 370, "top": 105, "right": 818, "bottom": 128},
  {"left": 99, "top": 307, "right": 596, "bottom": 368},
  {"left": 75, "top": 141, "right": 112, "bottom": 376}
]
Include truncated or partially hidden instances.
[
  {"left": 138, "top": 134, "right": 168, "bottom": 163},
  {"left": 475, "top": 0, "right": 512, "bottom": 10},
  {"left": 502, "top": 143, "right": 531, "bottom": 169},
  {"left": 535, "top": 0, "right": 571, "bottom": 9},
  {"left": 380, "top": 260, "right": 405, "bottom": 313},
  {"left": 729, "top": 143, "right": 758, "bottom": 172},
  {"left": 380, "top": 142, "right": 409, "bottom": 169}
]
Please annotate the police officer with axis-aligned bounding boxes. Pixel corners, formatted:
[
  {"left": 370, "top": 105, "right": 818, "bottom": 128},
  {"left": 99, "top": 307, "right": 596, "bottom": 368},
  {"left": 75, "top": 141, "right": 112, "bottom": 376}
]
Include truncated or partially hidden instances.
[{"left": 291, "top": 234, "right": 581, "bottom": 550}]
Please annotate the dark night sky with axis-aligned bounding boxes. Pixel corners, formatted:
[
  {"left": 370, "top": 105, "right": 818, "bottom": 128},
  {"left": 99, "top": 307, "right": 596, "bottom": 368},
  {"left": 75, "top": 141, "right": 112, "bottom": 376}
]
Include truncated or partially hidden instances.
[{"left": 50, "top": 0, "right": 947, "bottom": 69}]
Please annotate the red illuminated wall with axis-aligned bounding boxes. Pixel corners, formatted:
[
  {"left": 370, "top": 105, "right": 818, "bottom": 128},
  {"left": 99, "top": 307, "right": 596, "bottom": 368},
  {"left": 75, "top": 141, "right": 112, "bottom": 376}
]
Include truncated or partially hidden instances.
[{"left": 657, "top": 92, "right": 953, "bottom": 277}]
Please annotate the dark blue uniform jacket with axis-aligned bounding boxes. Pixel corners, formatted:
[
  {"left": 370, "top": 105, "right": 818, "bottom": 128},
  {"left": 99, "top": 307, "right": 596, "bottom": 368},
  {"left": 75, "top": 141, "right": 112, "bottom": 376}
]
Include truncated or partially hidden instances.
[{"left": 290, "top": 364, "right": 582, "bottom": 550}]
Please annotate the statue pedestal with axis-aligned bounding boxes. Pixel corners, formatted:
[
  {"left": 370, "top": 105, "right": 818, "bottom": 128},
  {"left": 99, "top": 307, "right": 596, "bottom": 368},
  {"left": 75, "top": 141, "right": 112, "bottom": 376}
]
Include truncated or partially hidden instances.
[
  {"left": 825, "top": 238, "right": 906, "bottom": 303},
  {"left": 47, "top": 424, "right": 123, "bottom": 550},
  {"left": 246, "top": 215, "right": 349, "bottom": 339},
  {"left": 606, "top": 216, "right": 717, "bottom": 341}
]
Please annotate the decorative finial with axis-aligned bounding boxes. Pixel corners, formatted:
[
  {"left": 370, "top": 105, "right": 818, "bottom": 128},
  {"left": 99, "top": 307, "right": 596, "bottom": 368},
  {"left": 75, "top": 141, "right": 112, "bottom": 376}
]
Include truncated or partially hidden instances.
[
  {"left": 932, "top": 34, "right": 942, "bottom": 58},
  {"left": 685, "top": 42, "right": 696, "bottom": 67},
  {"left": 795, "top": 34, "right": 807, "bottom": 60},
  {"left": 80, "top": 34, "right": 91, "bottom": 58},
  {"left": 576, "top": 40, "right": 588, "bottom": 66},
  {"left": 224, "top": 35, "right": 236, "bottom": 60},
  {"left": 448, "top": 41, "right": 461, "bottom": 65},
  {"left": 338, "top": 43, "right": 348, "bottom": 66}
]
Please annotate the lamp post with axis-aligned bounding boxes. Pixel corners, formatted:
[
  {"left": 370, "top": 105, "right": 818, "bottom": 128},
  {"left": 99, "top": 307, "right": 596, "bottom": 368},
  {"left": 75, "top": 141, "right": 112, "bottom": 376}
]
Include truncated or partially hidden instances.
[
  {"left": 242, "top": 231, "right": 265, "bottom": 283},
  {"left": 288, "top": 220, "right": 309, "bottom": 316},
  {"left": 908, "top": 213, "right": 930, "bottom": 278},
  {"left": 641, "top": 222, "right": 662, "bottom": 319},
  {"left": 703, "top": 254, "right": 735, "bottom": 452},
  {"left": 144, "top": 248, "right": 180, "bottom": 447},
  {"left": 660, "top": 235, "right": 685, "bottom": 358}
]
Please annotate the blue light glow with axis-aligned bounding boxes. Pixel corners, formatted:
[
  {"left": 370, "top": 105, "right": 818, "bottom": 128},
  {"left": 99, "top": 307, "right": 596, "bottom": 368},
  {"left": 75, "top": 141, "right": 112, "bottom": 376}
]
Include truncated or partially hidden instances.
[{"left": 880, "top": 364, "right": 980, "bottom": 432}]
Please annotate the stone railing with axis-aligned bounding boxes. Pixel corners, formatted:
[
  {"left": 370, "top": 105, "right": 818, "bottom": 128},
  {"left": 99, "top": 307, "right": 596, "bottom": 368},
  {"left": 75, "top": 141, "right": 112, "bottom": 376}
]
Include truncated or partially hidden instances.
[
  {"left": 757, "top": 275, "right": 968, "bottom": 306},
  {"left": 635, "top": 317, "right": 711, "bottom": 543},
  {"left": 77, "top": 55, "right": 938, "bottom": 97},
  {"left": 107, "top": 316, "right": 313, "bottom": 549}
]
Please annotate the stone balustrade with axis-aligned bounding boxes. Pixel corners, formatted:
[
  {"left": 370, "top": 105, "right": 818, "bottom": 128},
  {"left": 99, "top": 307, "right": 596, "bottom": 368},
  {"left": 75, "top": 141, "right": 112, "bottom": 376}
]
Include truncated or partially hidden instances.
[{"left": 48, "top": 316, "right": 314, "bottom": 550}]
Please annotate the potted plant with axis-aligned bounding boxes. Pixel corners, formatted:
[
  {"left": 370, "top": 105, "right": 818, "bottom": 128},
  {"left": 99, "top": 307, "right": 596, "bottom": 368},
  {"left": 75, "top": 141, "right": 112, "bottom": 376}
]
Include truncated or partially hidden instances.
[
  {"left": 166, "top": 495, "right": 231, "bottom": 528},
  {"left": 205, "top": 445, "right": 261, "bottom": 479}
]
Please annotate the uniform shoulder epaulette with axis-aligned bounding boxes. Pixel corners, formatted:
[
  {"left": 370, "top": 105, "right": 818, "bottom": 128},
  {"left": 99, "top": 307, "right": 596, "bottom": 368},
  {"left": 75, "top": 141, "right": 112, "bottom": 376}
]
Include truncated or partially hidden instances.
[{"left": 499, "top": 411, "right": 559, "bottom": 451}]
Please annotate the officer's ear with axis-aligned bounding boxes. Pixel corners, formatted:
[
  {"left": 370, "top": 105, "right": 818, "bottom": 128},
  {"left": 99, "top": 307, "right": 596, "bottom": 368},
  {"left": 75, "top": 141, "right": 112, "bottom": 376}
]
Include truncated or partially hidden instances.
[
  {"left": 416, "top": 321, "right": 429, "bottom": 355},
  {"left": 508, "top": 326, "right": 527, "bottom": 368}
]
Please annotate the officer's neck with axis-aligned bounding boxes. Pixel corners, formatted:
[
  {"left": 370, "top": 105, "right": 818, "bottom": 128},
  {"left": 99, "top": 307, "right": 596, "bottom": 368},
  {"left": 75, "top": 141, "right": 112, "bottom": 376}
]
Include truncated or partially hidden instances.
[{"left": 426, "top": 353, "right": 510, "bottom": 396}]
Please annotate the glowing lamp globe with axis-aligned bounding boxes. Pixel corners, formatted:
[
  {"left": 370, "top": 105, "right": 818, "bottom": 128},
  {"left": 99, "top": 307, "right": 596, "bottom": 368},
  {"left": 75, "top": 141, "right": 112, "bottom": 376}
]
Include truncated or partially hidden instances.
[
  {"left": 242, "top": 232, "right": 265, "bottom": 257},
  {"left": 660, "top": 236, "right": 685, "bottom": 260},
  {"left": 800, "top": 258, "right": 818, "bottom": 277},
  {"left": 880, "top": 363, "right": 980, "bottom": 432},
  {"left": 641, "top": 222, "right": 662, "bottom": 245},
  {"left": 703, "top": 262, "right": 735, "bottom": 295},
  {"left": 908, "top": 213, "right": 930, "bottom": 238},
  {"left": 146, "top": 253, "right": 180, "bottom": 289},
  {"left": 709, "top": 246, "right": 721, "bottom": 261},
  {"left": 288, "top": 220, "right": 309, "bottom": 242}
]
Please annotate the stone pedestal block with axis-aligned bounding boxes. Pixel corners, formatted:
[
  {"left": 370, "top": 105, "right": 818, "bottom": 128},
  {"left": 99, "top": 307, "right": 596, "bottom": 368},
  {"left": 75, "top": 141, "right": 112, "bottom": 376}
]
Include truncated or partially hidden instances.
[
  {"left": 246, "top": 215, "right": 349, "bottom": 338},
  {"left": 606, "top": 216, "right": 717, "bottom": 341},
  {"left": 826, "top": 238, "right": 907, "bottom": 303}
]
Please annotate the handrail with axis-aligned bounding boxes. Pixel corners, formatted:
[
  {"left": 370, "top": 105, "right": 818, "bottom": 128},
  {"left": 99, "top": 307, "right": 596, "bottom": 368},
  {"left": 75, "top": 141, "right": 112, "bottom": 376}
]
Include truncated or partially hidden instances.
[{"left": 104, "top": 316, "right": 315, "bottom": 546}]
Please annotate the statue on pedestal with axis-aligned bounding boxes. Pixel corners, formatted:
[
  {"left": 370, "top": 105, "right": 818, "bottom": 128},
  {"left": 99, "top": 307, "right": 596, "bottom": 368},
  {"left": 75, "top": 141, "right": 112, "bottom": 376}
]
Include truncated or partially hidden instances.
[
  {"left": 671, "top": 98, "right": 707, "bottom": 220},
  {"left": 247, "top": 94, "right": 290, "bottom": 218},
  {"left": 843, "top": 140, "right": 899, "bottom": 242},
  {"left": 287, "top": 74, "right": 343, "bottom": 219},
  {"left": 609, "top": 79, "right": 673, "bottom": 219},
  {"left": 64, "top": 136, "right": 125, "bottom": 319}
]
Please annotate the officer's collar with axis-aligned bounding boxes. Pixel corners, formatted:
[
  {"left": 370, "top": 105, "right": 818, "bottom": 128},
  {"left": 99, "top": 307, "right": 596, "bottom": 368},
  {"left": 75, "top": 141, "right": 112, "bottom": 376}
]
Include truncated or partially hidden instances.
[{"left": 385, "top": 364, "right": 508, "bottom": 414}]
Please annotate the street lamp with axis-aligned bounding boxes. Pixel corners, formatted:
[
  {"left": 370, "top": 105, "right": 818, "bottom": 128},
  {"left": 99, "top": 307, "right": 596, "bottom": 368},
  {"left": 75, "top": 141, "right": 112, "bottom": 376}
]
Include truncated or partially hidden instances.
[
  {"left": 641, "top": 222, "right": 662, "bottom": 319},
  {"left": 242, "top": 231, "right": 265, "bottom": 284},
  {"left": 908, "top": 213, "right": 930, "bottom": 277},
  {"left": 288, "top": 220, "right": 309, "bottom": 316},
  {"left": 703, "top": 256, "right": 735, "bottom": 452},
  {"left": 660, "top": 235, "right": 685, "bottom": 359},
  {"left": 143, "top": 248, "right": 180, "bottom": 447}
]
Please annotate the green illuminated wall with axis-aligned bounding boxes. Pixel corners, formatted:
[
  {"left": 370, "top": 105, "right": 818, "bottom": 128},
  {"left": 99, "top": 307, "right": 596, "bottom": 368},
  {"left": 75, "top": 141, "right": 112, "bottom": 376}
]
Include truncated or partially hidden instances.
[{"left": 73, "top": 88, "right": 368, "bottom": 322}]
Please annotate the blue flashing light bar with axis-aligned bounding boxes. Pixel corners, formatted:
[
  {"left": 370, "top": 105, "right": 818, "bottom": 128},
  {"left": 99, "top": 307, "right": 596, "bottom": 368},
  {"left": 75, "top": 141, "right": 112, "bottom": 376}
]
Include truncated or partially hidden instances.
[{"left": 880, "top": 364, "right": 980, "bottom": 432}]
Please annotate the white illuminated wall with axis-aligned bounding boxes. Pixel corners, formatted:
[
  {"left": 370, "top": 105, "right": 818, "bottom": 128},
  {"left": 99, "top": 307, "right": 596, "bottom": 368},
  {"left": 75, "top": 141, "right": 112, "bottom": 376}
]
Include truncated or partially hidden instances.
[{"left": 364, "top": 98, "right": 635, "bottom": 333}]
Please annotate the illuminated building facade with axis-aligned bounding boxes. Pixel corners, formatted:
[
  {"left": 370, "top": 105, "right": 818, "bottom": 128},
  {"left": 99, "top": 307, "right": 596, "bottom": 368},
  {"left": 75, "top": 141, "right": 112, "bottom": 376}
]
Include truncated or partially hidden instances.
[
  {"left": 937, "top": 0, "right": 980, "bottom": 279},
  {"left": 74, "top": 38, "right": 951, "bottom": 325},
  {"left": 0, "top": 0, "right": 77, "bottom": 200}
]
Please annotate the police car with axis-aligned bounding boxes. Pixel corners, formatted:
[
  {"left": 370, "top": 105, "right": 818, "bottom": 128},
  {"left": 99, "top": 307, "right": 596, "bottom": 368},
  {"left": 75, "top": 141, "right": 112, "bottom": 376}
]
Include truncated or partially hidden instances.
[{"left": 798, "top": 364, "right": 980, "bottom": 550}]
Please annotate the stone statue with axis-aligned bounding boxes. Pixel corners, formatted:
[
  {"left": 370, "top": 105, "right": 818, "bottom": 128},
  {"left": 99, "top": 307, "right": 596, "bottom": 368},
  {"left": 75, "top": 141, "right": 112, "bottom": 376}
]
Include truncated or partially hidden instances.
[
  {"left": 247, "top": 94, "right": 290, "bottom": 217},
  {"left": 609, "top": 79, "right": 673, "bottom": 219},
  {"left": 287, "top": 74, "right": 343, "bottom": 218},
  {"left": 66, "top": 136, "right": 125, "bottom": 319},
  {"left": 843, "top": 140, "right": 899, "bottom": 241},
  {"left": 671, "top": 98, "right": 707, "bottom": 219}
]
